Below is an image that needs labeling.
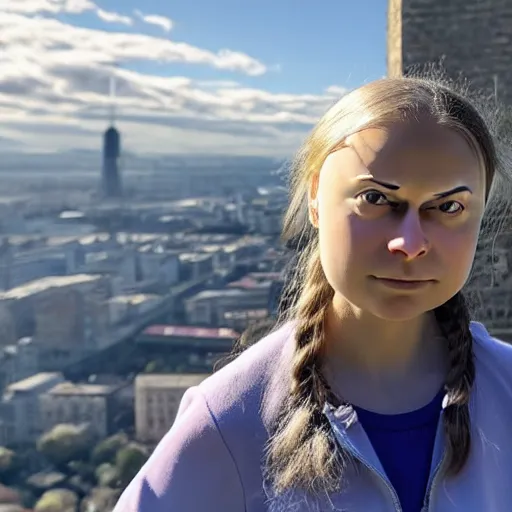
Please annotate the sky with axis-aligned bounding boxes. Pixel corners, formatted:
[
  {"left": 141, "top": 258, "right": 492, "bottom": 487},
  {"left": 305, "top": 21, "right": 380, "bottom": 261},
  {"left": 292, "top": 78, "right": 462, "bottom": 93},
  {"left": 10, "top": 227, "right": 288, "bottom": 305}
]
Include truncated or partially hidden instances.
[{"left": 1, "top": 0, "right": 387, "bottom": 159}]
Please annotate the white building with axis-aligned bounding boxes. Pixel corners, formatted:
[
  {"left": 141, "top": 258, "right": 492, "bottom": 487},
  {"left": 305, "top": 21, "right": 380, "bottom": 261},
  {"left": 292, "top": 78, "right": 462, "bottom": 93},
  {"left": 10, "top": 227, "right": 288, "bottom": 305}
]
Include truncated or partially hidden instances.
[
  {"left": 135, "top": 374, "right": 208, "bottom": 444},
  {"left": 0, "top": 372, "right": 64, "bottom": 446}
]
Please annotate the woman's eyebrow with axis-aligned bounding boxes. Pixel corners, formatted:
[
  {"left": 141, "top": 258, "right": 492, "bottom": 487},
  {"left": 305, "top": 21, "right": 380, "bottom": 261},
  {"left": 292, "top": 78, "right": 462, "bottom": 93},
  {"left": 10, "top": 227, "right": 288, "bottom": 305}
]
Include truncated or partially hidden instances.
[
  {"left": 434, "top": 185, "right": 472, "bottom": 199},
  {"left": 355, "top": 176, "right": 400, "bottom": 190},
  {"left": 355, "top": 176, "right": 472, "bottom": 198}
]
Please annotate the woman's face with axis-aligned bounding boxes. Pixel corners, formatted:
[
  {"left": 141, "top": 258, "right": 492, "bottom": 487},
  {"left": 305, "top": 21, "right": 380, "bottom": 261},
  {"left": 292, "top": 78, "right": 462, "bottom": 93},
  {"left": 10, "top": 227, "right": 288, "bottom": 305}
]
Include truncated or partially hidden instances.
[{"left": 313, "top": 122, "right": 487, "bottom": 321}]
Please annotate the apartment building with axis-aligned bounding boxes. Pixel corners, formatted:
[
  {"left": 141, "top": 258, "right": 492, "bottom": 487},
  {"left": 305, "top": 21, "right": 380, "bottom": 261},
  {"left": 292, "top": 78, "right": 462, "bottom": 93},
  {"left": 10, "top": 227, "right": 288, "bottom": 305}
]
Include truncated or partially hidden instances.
[
  {"left": 40, "top": 381, "right": 125, "bottom": 439},
  {"left": 0, "top": 372, "right": 64, "bottom": 446},
  {"left": 135, "top": 373, "right": 208, "bottom": 444},
  {"left": 0, "top": 337, "right": 39, "bottom": 390}
]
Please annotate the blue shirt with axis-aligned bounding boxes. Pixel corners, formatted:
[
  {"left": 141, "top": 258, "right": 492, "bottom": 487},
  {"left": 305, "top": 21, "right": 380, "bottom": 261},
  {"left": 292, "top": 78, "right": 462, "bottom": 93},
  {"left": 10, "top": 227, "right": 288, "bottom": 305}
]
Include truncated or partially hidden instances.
[{"left": 355, "top": 390, "right": 444, "bottom": 512}]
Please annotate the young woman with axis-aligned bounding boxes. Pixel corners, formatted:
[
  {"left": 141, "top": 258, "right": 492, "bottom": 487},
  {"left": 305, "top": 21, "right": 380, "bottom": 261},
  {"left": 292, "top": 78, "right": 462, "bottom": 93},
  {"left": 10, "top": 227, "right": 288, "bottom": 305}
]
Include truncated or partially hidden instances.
[{"left": 114, "top": 77, "right": 512, "bottom": 511}]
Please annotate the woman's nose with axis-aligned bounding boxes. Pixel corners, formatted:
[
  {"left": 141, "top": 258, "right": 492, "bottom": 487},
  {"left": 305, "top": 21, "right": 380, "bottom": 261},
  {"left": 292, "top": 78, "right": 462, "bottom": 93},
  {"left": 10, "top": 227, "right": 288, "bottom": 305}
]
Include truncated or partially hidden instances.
[{"left": 387, "top": 213, "right": 430, "bottom": 261}]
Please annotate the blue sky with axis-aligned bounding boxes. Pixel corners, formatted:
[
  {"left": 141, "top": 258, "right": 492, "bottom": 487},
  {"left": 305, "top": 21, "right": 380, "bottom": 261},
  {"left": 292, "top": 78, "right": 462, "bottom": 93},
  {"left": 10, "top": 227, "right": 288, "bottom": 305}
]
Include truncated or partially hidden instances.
[
  {"left": 1, "top": 0, "right": 387, "bottom": 158},
  {"left": 74, "top": 0, "right": 387, "bottom": 93}
]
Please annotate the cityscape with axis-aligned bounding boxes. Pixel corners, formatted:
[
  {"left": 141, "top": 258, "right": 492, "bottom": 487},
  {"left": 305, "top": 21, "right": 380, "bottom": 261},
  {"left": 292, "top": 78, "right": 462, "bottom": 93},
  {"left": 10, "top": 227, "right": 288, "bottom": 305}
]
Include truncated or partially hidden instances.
[
  {"left": 0, "top": 96, "right": 289, "bottom": 509},
  {"left": 1, "top": 0, "right": 512, "bottom": 511}
]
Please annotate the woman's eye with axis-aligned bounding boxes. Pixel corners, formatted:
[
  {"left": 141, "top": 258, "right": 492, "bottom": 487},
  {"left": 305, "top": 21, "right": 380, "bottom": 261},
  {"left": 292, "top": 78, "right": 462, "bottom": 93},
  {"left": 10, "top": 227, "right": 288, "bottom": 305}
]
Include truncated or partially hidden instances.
[
  {"left": 361, "top": 190, "right": 388, "bottom": 205},
  {"left": 438, "top": 201, "right": 464, "bottom": 214}
]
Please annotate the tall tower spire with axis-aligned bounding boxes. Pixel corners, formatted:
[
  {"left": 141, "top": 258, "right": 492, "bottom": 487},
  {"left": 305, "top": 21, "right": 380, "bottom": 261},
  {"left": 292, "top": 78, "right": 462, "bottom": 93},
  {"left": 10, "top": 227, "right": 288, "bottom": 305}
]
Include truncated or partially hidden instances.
[
  {"left": 101, "top": 73, "right": 122, "bottom": 199},
  {"left": 109, "top": 75, "right": 117, "bottom": 127}
]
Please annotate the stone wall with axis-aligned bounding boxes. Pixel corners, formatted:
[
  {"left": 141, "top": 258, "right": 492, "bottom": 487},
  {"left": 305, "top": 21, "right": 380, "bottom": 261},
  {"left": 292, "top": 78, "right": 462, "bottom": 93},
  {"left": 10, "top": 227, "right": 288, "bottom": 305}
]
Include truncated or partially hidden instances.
[{"left": 388, "top": 0, "right": 512, "bottom": 105}]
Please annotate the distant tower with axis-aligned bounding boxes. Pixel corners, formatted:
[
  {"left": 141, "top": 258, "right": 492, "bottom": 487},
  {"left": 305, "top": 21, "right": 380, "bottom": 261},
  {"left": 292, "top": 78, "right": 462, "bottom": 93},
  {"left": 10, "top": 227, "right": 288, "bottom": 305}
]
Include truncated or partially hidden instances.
[{"left": 102, "top": 76, "right": 122, "bottom": 198}]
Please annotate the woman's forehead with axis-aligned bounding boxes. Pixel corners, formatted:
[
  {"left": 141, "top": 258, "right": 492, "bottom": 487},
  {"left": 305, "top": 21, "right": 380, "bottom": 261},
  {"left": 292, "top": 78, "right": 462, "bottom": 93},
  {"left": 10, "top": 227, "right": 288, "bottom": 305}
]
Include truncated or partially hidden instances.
[{"left": 320, "top": 125, "right": 485, "bottom": 194}]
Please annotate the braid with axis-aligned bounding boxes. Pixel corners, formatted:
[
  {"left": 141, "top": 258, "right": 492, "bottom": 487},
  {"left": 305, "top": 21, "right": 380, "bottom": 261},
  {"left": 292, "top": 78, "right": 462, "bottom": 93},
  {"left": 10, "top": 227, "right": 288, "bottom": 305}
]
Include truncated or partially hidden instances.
[
  {"left": 265, "top": 247, "right": 347, "bottom": 494},
  {"left": 434, "top": 291, "right": 475, "bottom": 475}
]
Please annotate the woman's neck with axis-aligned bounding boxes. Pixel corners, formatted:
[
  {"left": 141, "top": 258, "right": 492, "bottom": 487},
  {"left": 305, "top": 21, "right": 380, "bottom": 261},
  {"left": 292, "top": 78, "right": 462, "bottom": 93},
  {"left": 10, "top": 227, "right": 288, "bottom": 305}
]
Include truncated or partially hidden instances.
[{"left": 320, "top": 295, "right": 448, "bottom": 413}]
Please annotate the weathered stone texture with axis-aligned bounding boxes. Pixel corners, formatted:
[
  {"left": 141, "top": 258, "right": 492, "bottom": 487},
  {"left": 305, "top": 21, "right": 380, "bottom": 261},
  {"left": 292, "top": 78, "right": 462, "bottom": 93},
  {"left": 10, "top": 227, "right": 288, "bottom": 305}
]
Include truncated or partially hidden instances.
[
  {"left": 388, "top": 0, "right": 512, "bottom": 104},
  {"left": 387, "top": 0, "right": 403, "bottom": 78}
]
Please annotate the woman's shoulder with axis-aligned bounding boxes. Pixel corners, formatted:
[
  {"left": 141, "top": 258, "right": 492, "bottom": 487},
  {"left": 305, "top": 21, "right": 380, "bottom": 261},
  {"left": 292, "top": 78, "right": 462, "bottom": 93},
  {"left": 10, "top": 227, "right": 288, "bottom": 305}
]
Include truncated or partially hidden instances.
[
  {"left": 471, "top": 320, "right": 512, "bottom": 382},
  {"left": 199, "top": 320, "right": 295, "bottom": 427},
  {"left": 113, "top": 323, "right": 295, "bottom": 511},
  {"left": 471, "top": 321, "right": 512, "bottom": 357},
  {"left": 114, "top": 384, "right": 245, "bottom": 511}
]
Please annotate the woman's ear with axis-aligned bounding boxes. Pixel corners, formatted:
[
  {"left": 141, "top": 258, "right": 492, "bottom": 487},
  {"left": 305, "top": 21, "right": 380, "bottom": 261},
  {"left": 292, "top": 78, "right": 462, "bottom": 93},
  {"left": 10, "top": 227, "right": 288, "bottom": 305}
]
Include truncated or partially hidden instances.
[{"left": 308, "top": 173, "right": 320, "bottom": 228}]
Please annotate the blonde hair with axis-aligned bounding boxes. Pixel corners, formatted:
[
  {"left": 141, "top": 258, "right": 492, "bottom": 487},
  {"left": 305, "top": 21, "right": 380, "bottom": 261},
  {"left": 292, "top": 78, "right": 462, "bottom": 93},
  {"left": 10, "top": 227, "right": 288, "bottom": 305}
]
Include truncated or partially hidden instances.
[{"left": 265, "top": 76, "right": 501, "bottom": 495}]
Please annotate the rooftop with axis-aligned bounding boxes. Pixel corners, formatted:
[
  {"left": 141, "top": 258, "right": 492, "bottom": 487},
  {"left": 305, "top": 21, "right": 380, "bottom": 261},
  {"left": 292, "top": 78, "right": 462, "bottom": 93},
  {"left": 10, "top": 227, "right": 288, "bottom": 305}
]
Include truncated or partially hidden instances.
[
  {"left": 179, "top": 253, "right": 213, "bottom": 263},
  {"left": 185, "top": 289, "right": 246, "bottom": 302},
  {"left": 223, "top": 309, "right": 268, "bottom": 320},
  {"left": 197, "top": 244, "right": 224, "bottom": 253},
  {"left": 227, "top": 277, "right": 273, "bottom": 290},
  {"left": 0, "top": 274, "right": 102, "bottom": 300},
  {"left": 108, "top": 294, "right": 161, "bottom": 305},
  {"left": 78, "top": 233, "right": 112, "bottom": 246},
  {"left": 248, "top": 272, "right": 282, "bottom": 280},
  {"left": 46, "top": 235, "right": 82, "bottom": 247},
  {"left": 143, "top": 324, "right": 239, "bottom": 340},
  {"left": 7, "top": 372, "right": 61, "bottom": 392},
  {"left": 46, "top": 382, "right": 120, "bottom": 396},
  {"left": 136, "top": 373, "right": 209, "bottom": 389}
]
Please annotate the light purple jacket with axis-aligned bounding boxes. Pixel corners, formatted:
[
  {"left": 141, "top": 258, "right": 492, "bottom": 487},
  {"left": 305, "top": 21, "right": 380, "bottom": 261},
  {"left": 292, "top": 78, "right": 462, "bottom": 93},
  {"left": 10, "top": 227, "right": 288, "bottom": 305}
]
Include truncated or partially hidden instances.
[{"left": 114, "top": 321, "right": 512, "bottom": 511}]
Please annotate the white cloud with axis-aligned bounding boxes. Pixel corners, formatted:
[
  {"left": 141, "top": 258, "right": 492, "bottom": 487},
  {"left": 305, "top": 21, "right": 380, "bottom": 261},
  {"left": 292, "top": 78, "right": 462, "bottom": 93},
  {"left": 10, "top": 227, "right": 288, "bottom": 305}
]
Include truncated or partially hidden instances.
[
  {"left": 96, "top": 8, "right": 132, "bottom": 26},
  {"left": 134, "top": 9, "right": 173, "bottom": 33},
  {"left": 0, "top": 6, "right": 349, "bottom": 158},
  {"left": 0, "top": 0, "right": 96, "bottom": 14},
  {"left": 2, "top": 0, "right": 133, "bottom": 26},
  {"left": 1, "top": 13, "right": 267, "bottom": 76}
]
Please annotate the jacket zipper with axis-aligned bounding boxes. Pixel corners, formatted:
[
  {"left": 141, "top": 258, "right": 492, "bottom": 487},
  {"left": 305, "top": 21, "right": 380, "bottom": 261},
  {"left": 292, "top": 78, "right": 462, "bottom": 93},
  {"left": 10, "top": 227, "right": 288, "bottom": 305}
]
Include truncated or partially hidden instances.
[
  {"left": 421, "top": 453, "right": 447, "bottom": 512},
  {"left": 336, "top": 432, "right": 402, "bottom": 512}
]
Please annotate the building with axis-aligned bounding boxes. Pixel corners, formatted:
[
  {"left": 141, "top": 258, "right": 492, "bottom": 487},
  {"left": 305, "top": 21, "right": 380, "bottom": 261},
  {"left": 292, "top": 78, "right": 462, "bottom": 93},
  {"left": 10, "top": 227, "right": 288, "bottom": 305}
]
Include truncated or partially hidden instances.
[
  {"left": 135, "top": 373, "right": 208, "bottom": 444},
  {"left": 0, "top": 239, "right": 85, "bottom": 291},
  {"left": 178, "top": 253, "right": 214, "bottom": 281},
  {"left": 222, "top": 308, "right": 269, "bottom": 332},
  {"left": 28, "top": 275, "right": 111, "bottom": 369},
  {"left": 244, "top": 199, "right": 284, "bottom": 235},
  {"left": 107, "top": 294, "right": 163, "bottom": 326},
  {"left": 0, "top": 303, "right": 17, "bottom": 348},
  {"left": 40, "top": 381, "right": 126, "bottom": 439},
  {"left": 0, "top": 372, "right": 64, "bottom": 446},
  {"left": 83, "top": 251, "right": 137, "bottom": 290},
  {"left": 0, "top": 275, "right": 112, "bottom": 370},
  {"left": 0, "top": 337, "right": 39, "bottom": 390},
  {"left": 387, "top": 0, "right": 512, "bottom": 105},
  {"left": 138, "top": 324, "right": 238, "bottom": 352},
  {"left": 137, "top": 248, "right": 180, "bottom": 287},
  {"left": 102, "top": 126, "right": 122, "bottom": 199},
  {"left": 184, "top": 283, "right": 272, "bottom": 327}
]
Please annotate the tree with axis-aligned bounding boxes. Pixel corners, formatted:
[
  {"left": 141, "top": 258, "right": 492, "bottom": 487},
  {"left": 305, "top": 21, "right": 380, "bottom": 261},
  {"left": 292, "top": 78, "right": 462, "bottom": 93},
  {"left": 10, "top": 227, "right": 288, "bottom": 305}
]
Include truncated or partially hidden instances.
[
  {"left": 0, "top": 447, "right": 21, "bottom": 484},
  {"left": 37, "top": 424, "right": 94, "bottom": 470},
  {"left": 80, "top": 487, "right": 121, "bottom": 512},
  {"left": 90, "top": 433, "right": 128, "bottom": 466},
  {"left": 67, "top": 460, "right": 95, "bottom": 483},
  {"left": 34, "top": 489, "right": 78, "bottom": 512},
  {"left": 143, "top": 359, "right": 167, "bottom": 373},
  {"left": 95, "top": 463, "right": 119, "bottom": 488},
  {"left": 115, "top": 444, "right": 148, "bottom": 488}
]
